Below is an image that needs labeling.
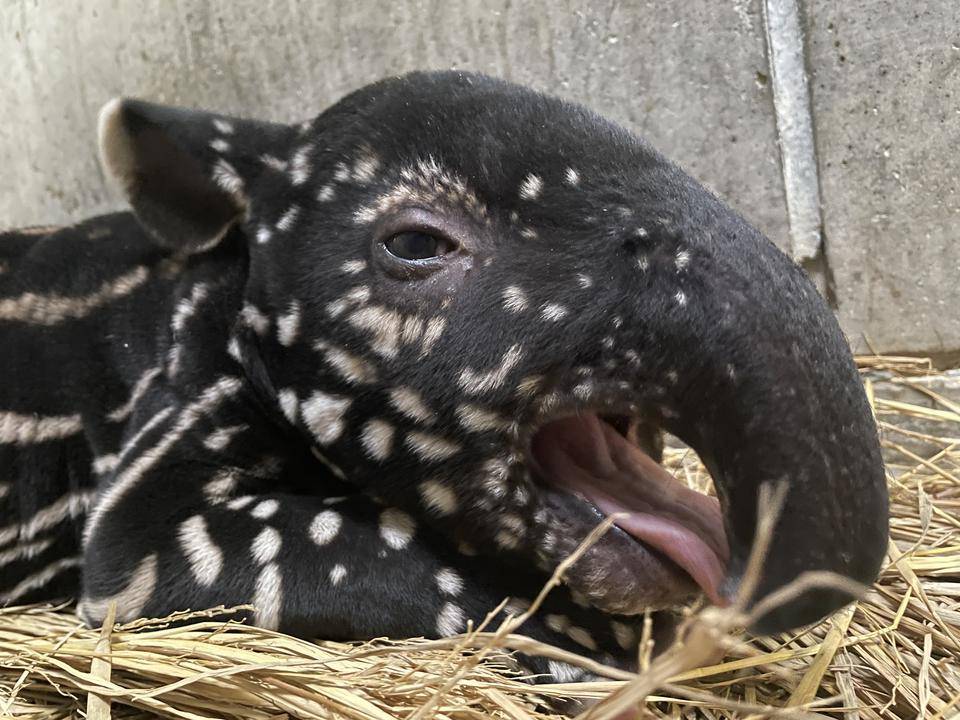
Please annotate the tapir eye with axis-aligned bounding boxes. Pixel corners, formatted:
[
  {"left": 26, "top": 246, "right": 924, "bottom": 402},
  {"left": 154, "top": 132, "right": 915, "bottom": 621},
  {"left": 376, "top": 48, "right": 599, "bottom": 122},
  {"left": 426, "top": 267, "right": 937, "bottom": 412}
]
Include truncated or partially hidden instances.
[{"left": 383, "top": 231, "right": 455, "bottom": 261}]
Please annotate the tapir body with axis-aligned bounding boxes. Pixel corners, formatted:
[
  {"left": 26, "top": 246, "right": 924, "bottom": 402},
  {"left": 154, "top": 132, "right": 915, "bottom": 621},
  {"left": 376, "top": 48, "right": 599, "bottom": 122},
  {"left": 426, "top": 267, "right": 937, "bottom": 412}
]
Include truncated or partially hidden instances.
[{"left": 0, "top": 71, "right": 887, "bottom": 679}]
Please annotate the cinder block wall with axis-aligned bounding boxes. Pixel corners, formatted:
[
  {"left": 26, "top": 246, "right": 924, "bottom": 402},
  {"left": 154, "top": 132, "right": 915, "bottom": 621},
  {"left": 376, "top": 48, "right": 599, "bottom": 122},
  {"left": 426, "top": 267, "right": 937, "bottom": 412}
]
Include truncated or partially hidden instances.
[{"left": 1, "top": 1, "right": 956, "bottom": 355}]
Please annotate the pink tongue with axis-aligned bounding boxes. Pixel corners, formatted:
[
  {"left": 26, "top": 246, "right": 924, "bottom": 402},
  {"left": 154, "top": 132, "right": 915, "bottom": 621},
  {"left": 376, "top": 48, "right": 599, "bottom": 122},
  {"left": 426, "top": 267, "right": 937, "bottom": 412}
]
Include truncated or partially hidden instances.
[{"left": 531, "top": 414, "right": 729, "bottom": 606}]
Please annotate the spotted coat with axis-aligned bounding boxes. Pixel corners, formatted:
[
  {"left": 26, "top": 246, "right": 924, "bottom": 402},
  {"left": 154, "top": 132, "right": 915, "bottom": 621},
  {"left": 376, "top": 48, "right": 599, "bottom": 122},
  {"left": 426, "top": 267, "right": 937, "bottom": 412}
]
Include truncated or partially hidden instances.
[{"left": 0, "top": 72, "right": 887, "bottom": 681}]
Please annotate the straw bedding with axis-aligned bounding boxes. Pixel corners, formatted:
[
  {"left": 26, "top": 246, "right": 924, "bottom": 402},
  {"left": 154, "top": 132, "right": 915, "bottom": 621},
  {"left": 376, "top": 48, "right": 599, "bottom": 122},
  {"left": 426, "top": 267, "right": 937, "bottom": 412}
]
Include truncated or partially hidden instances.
[{"left": 2, "top": 355, "right": 958, "bottom": 719}]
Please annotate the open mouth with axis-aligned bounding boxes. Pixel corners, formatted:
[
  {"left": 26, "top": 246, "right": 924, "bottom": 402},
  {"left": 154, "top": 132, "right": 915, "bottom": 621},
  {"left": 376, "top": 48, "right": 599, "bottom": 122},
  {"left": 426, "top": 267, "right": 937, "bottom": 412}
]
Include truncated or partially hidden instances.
[{"left": 529, "top": 412, "right": 730, "bottom": 607}]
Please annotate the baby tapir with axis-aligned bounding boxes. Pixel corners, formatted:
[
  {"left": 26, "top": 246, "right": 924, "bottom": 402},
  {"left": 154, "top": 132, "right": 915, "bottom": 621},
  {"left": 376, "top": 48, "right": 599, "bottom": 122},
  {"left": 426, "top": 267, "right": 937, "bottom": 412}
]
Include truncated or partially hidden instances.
[{"left": 0, "top": 71, "right": 887, "bottom": 680}]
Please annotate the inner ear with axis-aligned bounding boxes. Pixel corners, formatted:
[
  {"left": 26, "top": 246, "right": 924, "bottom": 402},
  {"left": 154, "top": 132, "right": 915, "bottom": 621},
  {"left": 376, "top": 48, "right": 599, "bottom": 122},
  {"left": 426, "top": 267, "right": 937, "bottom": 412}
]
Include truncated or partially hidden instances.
[{"left": 99, "top": 98, "right": 248, "bottom": 253}]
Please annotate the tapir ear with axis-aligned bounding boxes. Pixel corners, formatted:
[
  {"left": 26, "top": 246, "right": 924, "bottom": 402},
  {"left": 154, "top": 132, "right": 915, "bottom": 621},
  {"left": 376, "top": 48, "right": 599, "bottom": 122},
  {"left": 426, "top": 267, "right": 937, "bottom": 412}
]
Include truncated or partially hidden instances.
[{"left": 98, "top": 98, "right": 293, "bottom": 252}]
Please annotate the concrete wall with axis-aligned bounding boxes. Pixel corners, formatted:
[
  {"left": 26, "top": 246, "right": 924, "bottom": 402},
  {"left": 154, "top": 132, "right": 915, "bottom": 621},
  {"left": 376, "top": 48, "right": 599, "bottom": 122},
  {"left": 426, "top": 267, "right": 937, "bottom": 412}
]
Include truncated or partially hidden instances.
[{"left": 1, "top": 1, "right": 956, "bottom": 356}]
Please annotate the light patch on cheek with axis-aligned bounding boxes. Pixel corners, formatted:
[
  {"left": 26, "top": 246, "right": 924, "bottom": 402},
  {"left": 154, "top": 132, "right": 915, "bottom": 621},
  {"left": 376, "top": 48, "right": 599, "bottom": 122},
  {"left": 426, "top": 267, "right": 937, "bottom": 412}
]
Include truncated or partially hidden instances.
[
  {"left": 300, "top": 391, "right": 352, "bottom": 445},
  {"left": 405, "top": 431, "right": 461, "bottom": 461},
  {"left": 347, "top": 305, "right": 402, "bottom": 358},
  {"left": 360, "top": 419, "right": 395, "bottom": 461},
  {"left": 459, "top": 344, "right": 524, "bottom": 395},
  {"left": 420, "top": 317, "right": 447, "bottom": 357},
  {"left": 289, "top": 144, "right": 313, "bottom": 185},
  {"left": 327, "top": 285, "right": 371, "bottom": 319}
]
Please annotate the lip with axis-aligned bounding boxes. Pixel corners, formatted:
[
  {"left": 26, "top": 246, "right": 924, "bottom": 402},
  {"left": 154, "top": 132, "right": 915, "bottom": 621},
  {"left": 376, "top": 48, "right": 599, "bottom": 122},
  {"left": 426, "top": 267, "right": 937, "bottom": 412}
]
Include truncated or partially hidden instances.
[{"left": 526, "top": 408, "right": 730, "bottom": 608}]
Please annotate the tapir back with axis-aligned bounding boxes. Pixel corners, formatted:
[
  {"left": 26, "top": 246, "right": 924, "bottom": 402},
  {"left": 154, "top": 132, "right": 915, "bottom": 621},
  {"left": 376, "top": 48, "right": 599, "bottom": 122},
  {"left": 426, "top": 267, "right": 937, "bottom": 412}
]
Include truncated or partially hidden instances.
[{"left": 0, "top": 214, "right": 169, "bottom": 603}]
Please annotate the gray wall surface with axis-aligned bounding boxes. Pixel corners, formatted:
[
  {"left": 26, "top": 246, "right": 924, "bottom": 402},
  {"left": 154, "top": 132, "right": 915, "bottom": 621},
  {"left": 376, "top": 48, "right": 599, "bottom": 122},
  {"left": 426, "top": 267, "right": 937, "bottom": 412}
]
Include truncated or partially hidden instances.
[{"left": 1, "top": 1, "right": 956, "bottom": 356}]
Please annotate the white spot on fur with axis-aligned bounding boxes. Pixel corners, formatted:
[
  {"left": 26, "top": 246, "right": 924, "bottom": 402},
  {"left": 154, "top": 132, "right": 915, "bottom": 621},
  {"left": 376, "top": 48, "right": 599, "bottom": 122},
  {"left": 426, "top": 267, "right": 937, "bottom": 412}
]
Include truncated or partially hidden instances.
[
  {"left": 309, "top": 509, "right": 343, "bottom": 546},
  {"left": 260, "top": 154, "right": 289, "bottom": 172},
  {"left": 674, "top": 290, "right": 687, "bottom": 307},
  {"left": 564, "top": 167, "right": 580, "bottom": 186},
  {"left": 314, "top": 341, "right": 378, "bottom": 384},
  {"left": 420, "top": 317, "right": 447, "bottom": 357},
  {"left": 435, "top": 567, "right": 463, "bottom": 596},
  {"left": 0, "top": 411, "right": 83, "bottom": 445},
  {"left": 637, "top": 255, "right": 650, "bottom": 272},
  {"left": 610, "top": 620, "right": 636, "bottom": 650},
  {"left": 568, "top": 626, "right": 598, "bottom": 650},
  {"left": 576, "top": 273, "right": 593, "bottom": 289},
  {"left": 519, "top": 227, "right": 538, "bottom": 240},
  {"left": 347, "top": 305, "right": 402, "bottom": 358},
  {"left": 456, "top": 404, "right": 511, "bottom": 433},
  {"left": 178, "top": 515, "right": 222, "bottom": 587},
  {"left": 352, "top": 151, "right": 381, "bottom": 183},
  {"left": 341, "top": 259, "right": 367, "bottom": 274},
  {"left": 502, "top": 286, "right": 528, "bottom": 312},
  {"left": 361, "top": 419, "right": 395, "bottom": 461},
  {"left": 515, "top": 375, "right": 544, "bottom": 398},
  {"left": 226, "top": 495, "right": 255, "bottom": 511},
  {"left": 545, "top": 614, "right": 570, "bottom": 633},
  {"left": 211, "top": 159, "right": 243, "bottom": 196},
  {"left": 436, "top": 602, "right": 466, "bottom": 636},
  {"left": 301, "top": 391, "right": 351, "bottom": 445},
  {"left": 203, "top": 424, "right": 248, "bottom": 452},
  {"left": 333, "top": 162, "right": 351, "bottom": 182},
  {"left": 276, "top": 301, "right": 301, "bottom": 347},
  {"left": 405, "top": 432, "right": 461, "bottom": 461},
  {"left": 289, "top": 144, "right": 313, "bottom": 185},
  {"left": 253, "top": 562, "right": 283, "bottom": 630},
  {"left": 419, "top": 480, "right": 457, "bottom": 516},
  {"left": 388, "top": 387, "right": 434, "bottom": 423},
  {"left": 675, "top": 249, "right": 691, "bottom": 271},
  {"left": 77, "top": 554, "right": 157, "bottom": 624},
  {"left": 256, "top": 226, "right": 273, "bottom": 244},
  {"left": 251, "top": 526, "right": 282, "bottom": 564},
  {"left": 519, "top": 173, "right": 543, "bottom": 200},
  {"left": 482, "top": 458, "right": 510, "bottom": 497},
  {"left": 251, "top": 499, "right": 279, "bottom": 520},
  {"left": 0, "top": 266, "right": 150, "bottom": 327},
  {"left": 209, "top": 138, "right": 231, "bottom": 153},
  {"left": 203, "top": 469, "right": 238, "bottom": 499},
  {"left": 212, "top": 118, "right": 234, "bottom": 135},
  {"left": 379, "top": 508, "right": 416, "bottom": 549},
  {"left": 278, "top": 388, "right": 299, "bottom": 425},
  {"left": 635, "top": 226, "right": 649, "bottom": 239},
  {"left": 459, "top": 344, "right": 524, "bottom": 395},
  {"left": 329, "top": 564, "right": 347, "bottom": 585},
  {"left": 317, "top": 184, "right": 335, "bottom": 202},
  {"left": 539, "top": 303, "right": 568, "bottom": 322},
  {"left": 241, "top": 303, "right": 270, "bottom": 336},
  {"left": 327, "top": 285, "right": 371, "bottom": 319},
  {"left": 276, "top": 205, "right": 300, "bottom": 232}
]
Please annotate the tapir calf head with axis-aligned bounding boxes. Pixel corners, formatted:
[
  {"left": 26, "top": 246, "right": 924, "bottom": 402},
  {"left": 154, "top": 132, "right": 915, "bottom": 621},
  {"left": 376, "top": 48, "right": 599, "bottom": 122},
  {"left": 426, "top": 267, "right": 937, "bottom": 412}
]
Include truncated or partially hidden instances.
[{"left": 99, "top": 70, "right": 888, "bottom": 634}]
